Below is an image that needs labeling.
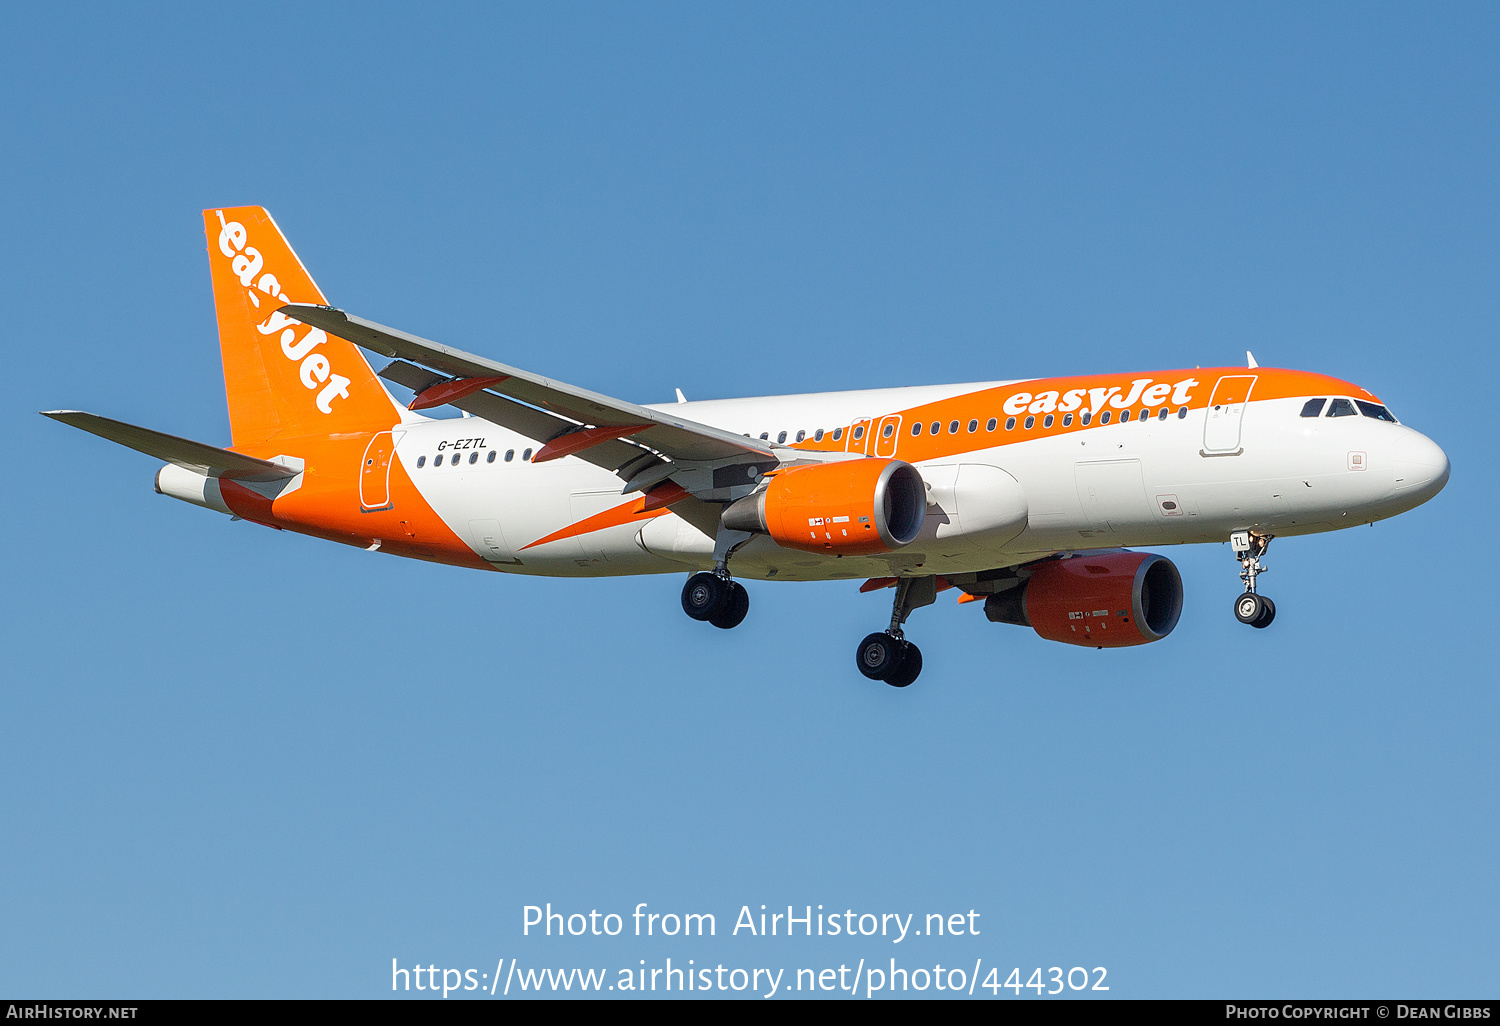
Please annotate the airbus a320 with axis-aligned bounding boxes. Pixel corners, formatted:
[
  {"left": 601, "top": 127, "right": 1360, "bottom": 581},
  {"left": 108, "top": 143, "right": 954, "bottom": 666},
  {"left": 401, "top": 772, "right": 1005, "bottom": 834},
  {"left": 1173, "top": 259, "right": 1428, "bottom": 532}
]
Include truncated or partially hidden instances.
[{"left": 45, "top": 207, "right": 1451, "bottom": 687}]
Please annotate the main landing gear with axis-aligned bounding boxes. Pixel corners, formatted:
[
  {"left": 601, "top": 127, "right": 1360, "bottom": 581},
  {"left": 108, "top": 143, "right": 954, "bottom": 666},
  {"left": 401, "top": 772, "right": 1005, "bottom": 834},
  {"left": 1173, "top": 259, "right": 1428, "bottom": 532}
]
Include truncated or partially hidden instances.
[
  {"left": 681, "top": 527, "right": 755, "bottom": 630},
  {"left": 1230, "top": 530, "right": 1276, "bottom": 629},
  {"left": 857, "top": 576, "right": 937, "bottom": 687},
  {"left": 681, "top": 571, "right": 749, "bottom": 630}
]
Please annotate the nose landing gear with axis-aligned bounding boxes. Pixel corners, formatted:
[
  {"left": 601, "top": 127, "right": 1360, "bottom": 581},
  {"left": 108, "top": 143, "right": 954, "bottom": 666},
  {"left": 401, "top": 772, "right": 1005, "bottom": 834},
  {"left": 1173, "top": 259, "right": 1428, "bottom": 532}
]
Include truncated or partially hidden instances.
[
  {"left": 1230, "top": 530, "right": 1276, "bottom": 629},
  {"left": 856, "top": 576, "right": 936, "bottom": 687}
]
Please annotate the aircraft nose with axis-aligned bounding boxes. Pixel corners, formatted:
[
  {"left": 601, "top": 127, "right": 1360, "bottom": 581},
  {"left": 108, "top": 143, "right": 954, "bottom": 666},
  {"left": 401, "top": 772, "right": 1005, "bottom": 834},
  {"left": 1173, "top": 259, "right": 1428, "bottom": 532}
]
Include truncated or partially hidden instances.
[{"left": 1391, "top": 428, "right": 1450, "bottom": 502}]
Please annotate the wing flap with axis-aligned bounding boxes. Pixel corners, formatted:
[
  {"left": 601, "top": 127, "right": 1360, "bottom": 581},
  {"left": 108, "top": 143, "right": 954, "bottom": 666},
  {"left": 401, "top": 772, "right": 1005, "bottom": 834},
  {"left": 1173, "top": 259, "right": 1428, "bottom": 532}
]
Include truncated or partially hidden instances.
[{"left": 41, "top": 411, "right": 297, "bottom": 481}]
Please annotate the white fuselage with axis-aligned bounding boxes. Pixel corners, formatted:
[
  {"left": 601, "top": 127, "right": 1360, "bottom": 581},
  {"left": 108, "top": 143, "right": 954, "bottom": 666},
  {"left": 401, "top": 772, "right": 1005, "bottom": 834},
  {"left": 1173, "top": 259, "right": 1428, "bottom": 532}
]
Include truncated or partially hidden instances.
[{"left": 392, "top": 381, "right": 1449, "bottom": 582}]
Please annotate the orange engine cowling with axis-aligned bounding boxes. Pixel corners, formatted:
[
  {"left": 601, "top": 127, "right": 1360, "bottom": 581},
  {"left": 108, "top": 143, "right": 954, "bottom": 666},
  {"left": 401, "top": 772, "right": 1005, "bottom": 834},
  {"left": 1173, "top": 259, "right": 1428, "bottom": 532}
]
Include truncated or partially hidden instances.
[
  {"left": 721, "top": 458, "right": 926, "bottom": 555},
  {"left": 983, "top": 551, "right": 1183, "bottom": 648}
]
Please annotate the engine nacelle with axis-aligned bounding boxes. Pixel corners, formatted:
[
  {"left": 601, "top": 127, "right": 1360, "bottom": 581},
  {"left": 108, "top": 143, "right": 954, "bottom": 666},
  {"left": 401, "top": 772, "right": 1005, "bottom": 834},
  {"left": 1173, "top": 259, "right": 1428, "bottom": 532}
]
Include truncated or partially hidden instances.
[
  {"left": 721, "top": 458, "right": 926, "bottom": 555},
  {"left": 984, "top": 551, "right": 1183, "bottom": 648}
]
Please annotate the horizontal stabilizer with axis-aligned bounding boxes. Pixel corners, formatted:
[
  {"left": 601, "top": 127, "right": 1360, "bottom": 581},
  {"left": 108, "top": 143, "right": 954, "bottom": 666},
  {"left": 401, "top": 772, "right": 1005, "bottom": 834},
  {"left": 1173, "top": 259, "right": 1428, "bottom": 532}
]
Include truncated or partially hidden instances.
[{"left": 40, "top": 411, "right": 297, "bottom": 481}]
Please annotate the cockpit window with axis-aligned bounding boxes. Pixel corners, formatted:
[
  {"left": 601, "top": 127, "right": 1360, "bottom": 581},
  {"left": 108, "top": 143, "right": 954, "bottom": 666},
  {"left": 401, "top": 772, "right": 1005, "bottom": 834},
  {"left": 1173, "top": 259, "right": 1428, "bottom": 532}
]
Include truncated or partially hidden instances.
[
  {"left": 1356, "top": 400, "right": 1397, "bottom": 423},
  {"left": 1327, "top": 398, "right": 1358, "bottom": 417},
  {"left": 1300, "top": 398, "right": 1327, "bottom": 418}
]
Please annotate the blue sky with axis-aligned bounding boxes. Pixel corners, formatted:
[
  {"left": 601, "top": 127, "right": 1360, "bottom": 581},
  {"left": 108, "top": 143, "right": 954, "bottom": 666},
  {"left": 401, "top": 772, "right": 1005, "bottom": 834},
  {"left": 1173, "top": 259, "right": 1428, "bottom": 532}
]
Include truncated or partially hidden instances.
[{"left": 2, "top": 2, "right": 1496, "bottom": 998}]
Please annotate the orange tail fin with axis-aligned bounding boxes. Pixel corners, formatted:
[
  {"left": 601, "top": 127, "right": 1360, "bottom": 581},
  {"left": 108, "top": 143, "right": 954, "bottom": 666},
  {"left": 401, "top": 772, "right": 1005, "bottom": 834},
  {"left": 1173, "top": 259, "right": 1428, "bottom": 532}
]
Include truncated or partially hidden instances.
[{"left": 204, "top": 206, "right": 398, "bottom": 447}]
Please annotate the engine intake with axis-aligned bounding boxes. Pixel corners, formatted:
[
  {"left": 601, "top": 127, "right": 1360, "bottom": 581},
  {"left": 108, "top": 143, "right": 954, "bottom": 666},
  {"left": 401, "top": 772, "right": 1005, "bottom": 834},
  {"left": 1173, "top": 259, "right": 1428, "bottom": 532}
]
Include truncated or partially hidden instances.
[
  {"left": 984, "top": 551, "right": 1183, "bottom": 648},
  {"left": 722, "top": 458, "right": 926, "bottom": 555}
]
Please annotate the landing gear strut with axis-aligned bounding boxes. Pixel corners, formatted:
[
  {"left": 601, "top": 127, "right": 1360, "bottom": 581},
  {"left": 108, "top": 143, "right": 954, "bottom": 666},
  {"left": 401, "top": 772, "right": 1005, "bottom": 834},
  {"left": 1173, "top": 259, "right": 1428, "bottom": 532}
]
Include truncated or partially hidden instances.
[
  {"left": 1230, "top": 530, "right": 1276, "bottom": 629},
  {"left": 856, "top": 576, "right": 935, "bottom": 687}
]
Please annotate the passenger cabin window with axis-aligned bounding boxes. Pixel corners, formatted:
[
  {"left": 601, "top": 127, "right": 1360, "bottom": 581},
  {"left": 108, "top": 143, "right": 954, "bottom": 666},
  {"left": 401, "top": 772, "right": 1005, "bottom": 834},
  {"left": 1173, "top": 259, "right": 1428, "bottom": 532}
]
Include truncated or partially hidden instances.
[
  {"left": 1005, "top": 417, "right": 1016, "bottom": 430},
  {"left": 911, "top": 422, "right": 922, "bottom": 436},
  {"left": 759, "top": 432, "right": 769, "bottom": 440},
  {"left": 1043, "top": 414, "right": 1054, "bottom": 428},
  {"left": 522, "top": 448, "right": 533, "bottom": 461},
  {"left": 1100, "top": 411, "right": 1111, "bottom": 425},
  {"left": 814, "top": 429, "right": 824, "bottom": 441},
  {"left": 1327, "top": 398, "right": 1357, "bottom": 418},
  {"left": 1062, "top": 413, "right": 1073, "bottom": 426},
  {"left": 1024, "top": 415, "right": 1035, "bottom": 429},
  {"left": 882, "top": 423, "right": 894, "bottom": 438},
  {"left": 505, "top": 449, "right": 515, "bottom": 462},
  {"left": 948, "top": 420, "right": 960, "bottom": 434},
  {"left": 1357, "top": 401, "right": 1397, "bottom": 422},
  {"left": 1177, "top": 407, "right": 1188, "bottom": 419},
  {"left": 796, "top": 430, "right": 806, "bottom": 442},
  {"left": 487, "top": 451, "right": 497, "bottom": 463},
  {"left": 1120, "top": 410, "right": 1131, "bottom": 423},
  {"left": 1300, "top": 398, "right": 1327, "bottom": 418},
  {"left": 852, "top": 426, "right": 864, "bottom": 440},
  {"left": 469, "top": 451, "right": 478, "bottom": 464},
  {"left": 930, "top": 422, "right": 940, "bottom": 434},
  {"left": 451, "top": 453, "right": 461, "bottom": 466},
  {"left": 986, "top": 418, "right": 997, "bottom": 431},
  {"left": 967, "top": 419, "right": 978, "bottom": 433},
  {"left": 832, "top": 428, "right": 843, "bottom": 441},
  {"left": 416, "top": 456, "right": 426, "bottom": 468},
  {"left": 777, "top": 431, "right": 788, "bottom": 444},
  {"left": 1157, "top": 407, "right": 1168, "bottom": 421},
  {"left": 1081, "top": 412, "right": 1092, "bottom": 425}
]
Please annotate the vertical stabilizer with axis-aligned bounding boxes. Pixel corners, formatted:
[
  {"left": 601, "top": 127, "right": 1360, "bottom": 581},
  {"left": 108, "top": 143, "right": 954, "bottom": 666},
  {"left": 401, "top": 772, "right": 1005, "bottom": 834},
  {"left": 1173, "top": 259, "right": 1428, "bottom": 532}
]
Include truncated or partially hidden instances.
[{"left": 204, "top": 207, "right": 397, "bottom": 447}]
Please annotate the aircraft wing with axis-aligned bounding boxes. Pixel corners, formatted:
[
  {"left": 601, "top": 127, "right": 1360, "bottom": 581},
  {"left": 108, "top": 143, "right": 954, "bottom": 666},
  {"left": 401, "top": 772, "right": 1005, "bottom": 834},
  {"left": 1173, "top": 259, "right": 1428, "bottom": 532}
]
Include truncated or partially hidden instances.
[
  {"left": 280, "top": 305, "right": 775, "bottom": 468},
  {"left": 41, "top": 411, "right": 297, "bottom": 480}
]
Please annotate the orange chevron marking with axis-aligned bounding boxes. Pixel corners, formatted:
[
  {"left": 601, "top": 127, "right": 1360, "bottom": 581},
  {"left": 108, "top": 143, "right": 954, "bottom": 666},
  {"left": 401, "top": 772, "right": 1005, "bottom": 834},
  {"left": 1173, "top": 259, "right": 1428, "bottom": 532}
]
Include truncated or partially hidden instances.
[{"left": 520, "top": 494, "right": 668, "bottom": 550}]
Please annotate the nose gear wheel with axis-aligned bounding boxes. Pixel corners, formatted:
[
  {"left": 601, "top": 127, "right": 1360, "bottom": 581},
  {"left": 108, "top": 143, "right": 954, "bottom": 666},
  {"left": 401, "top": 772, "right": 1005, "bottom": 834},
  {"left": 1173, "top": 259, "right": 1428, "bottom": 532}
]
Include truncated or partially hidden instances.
[{"left": 1230, "top": 531, "right": 1277, "bottom": 629}]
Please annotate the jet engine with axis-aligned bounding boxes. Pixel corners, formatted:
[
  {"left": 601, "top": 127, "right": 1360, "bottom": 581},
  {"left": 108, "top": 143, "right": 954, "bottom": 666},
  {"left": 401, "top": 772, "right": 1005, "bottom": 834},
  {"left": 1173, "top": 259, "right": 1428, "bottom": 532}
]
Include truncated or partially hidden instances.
[
  {"left": 721, "top": 457, "right": 926, "bottom": 556},
  {"left": 984, "top": 551, "right": 1183, "bottom": 648}
]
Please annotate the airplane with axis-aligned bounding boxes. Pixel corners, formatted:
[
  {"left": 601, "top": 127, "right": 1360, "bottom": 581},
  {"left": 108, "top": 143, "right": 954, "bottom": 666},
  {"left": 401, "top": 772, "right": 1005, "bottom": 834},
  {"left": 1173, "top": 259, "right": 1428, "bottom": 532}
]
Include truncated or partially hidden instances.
[{"left": 44, "top": 206, "right": 1450, "bottom": 687}]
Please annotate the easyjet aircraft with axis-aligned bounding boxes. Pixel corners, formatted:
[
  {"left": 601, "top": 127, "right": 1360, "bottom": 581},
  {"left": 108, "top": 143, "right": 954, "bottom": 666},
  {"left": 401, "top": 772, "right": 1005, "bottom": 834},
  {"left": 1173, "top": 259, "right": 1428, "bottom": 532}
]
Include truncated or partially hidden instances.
[{"left": 45, "top": 207, "right": 1450, "bottom": 686}]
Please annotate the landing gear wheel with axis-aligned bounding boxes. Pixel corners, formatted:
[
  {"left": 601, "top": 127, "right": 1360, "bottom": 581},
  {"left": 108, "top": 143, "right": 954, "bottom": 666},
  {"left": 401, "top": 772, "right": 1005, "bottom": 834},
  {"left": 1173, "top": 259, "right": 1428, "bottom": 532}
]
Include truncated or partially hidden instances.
[
  {"left": 856, "top": 632, "right": 905, "bottom": 681},
  {"left": 709, "top": 581, "right": 749, "bottom": 629},
  {"left": 1251, "top": 595, "right": 1276, "bottom": 629},
  {"left": 682, "top": 572, "right": 729, "bottom": 622},
  {"left": 885, "top": 642, "right": 922, "bottom": 687},
  {"left": 1234, "top": 592, "right": 1266, "bottom": 625}
]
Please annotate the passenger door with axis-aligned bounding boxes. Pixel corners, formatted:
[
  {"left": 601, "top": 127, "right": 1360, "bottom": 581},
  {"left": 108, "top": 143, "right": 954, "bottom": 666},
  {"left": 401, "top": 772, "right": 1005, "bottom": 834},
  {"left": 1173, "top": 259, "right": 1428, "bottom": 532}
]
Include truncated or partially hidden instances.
[
  {"left": 1202, "top": 375, "right": 1257, "bottom": 455},
  {"left": 360, "top": 431, "right": 396, "bottom": 511}
]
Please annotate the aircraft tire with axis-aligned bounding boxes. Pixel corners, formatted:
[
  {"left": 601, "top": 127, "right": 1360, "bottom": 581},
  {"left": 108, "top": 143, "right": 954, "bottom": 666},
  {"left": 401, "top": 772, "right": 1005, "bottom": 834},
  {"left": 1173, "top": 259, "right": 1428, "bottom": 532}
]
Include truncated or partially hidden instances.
[
  {"left": 1251, "top": 596, "right": 1276, "bottom": 629},
  {"left": 709, "top": 582, "right": 749, "bottom": 629},
  {"left": 1234, "top": 592, "right": 1265, "bottom": 625},
  {"left": 682, "top": 572, "right": 729, "bottom": 621},
  {"left": 886, "top": 642, "right": 922, "bottom": 687},
  {"left": 856, "top": 632, "right": 904, "bottom": 681}
]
